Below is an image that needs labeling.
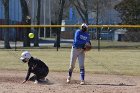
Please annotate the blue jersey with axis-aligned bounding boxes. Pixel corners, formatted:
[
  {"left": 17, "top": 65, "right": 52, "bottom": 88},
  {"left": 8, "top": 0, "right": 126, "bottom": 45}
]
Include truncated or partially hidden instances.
[{"left": 73, "top": 29, "right": 90, "bottom": 48}]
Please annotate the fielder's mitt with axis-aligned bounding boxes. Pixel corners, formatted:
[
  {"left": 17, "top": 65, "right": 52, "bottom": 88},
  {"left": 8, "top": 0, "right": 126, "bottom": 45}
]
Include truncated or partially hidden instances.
[{"left": 84, "top": 44, "right": 92, "bottom": 51}]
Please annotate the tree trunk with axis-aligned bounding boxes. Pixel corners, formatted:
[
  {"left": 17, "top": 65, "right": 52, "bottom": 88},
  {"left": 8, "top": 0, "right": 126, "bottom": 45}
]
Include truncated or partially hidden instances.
[
  {"left": 20, "top": 0, "right": 31, "bottom": 47},
  {"left": 34, "top": 0, "right": 40, "bottom": 47},
  {"left": 54, "top": 0, "right": 65, "bottom": 50},
  {"left": 84, "top": 0, "right": 89, "bottom": 24},
  {"left": 3, "top": 0, "right": 11, "bottom": 49}
]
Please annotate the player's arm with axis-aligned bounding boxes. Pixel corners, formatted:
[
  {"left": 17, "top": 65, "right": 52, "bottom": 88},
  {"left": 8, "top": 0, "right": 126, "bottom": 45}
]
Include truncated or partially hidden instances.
[
  {"left": 84, "top": 34, "right": 92, "bottom": 51},
  {"left": 85, "top": 33, "right": 91, "bottom": 45},
  {"left": 85, "top": 41, "right": 91, "bottom": 45},
  {"left": 22, "top": 68, "right": 31, "bottom": 84},
  {"left": 74, "top": 31, "right": 85, "bottom": 45}
]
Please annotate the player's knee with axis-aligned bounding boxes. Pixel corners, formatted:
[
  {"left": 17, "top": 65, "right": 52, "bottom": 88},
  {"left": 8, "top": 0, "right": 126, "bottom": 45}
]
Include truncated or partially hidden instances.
[{"left": 69, "top": 65, "right": 75, "bottom": 71}]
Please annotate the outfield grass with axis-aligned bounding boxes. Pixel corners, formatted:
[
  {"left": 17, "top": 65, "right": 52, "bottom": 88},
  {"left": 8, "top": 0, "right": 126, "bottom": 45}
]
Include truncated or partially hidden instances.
[
  {"left": 91, "top": 40, "right": 140, "bottom": 49},
  {"left": 0, "top": 48, "right": 140, "bottom": 76}
]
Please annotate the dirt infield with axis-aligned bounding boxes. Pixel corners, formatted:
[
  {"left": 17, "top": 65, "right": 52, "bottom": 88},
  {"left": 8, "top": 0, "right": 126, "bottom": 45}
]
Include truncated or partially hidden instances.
[{"left": 0, "top": 70, "right": 140, "bottom": 93}]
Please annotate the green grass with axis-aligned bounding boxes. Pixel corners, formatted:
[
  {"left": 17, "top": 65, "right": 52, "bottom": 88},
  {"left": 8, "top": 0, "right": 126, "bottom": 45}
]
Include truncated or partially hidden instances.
[
  {"left": 0, "top": 48, "right": 140, "bottom": 76},
  {"left": 91, "top": 40, "right": 140, "bottom": 49}
]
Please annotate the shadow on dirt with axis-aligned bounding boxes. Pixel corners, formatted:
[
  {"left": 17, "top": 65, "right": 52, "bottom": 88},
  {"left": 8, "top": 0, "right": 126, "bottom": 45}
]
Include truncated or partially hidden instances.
[
  {"left": 37, "top": 79, "right": 54, "bottom": 85},
  {"left": 94, "top": 83, "right": 136, "bottom": 86}
]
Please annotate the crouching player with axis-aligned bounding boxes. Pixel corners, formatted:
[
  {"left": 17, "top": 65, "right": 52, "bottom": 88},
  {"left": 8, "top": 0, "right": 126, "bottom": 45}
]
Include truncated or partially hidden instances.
[{"left": 20, "top": 51, "right": 49, "bottom": 84}]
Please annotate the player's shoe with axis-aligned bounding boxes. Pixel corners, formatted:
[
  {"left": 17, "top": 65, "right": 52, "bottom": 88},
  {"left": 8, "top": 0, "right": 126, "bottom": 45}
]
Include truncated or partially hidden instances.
[
  {"left": 34, "top": 80, "right": 38, "bottom": 84},
  {"left": 67, "top": 76, "right": 71, "bottom": 83},
  {"left": 80, "top": 80, "right": 85, "bottom": 85}
]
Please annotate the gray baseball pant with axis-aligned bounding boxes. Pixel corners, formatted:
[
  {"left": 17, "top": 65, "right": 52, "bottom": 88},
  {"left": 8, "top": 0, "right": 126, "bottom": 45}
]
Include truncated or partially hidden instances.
[{"left": 68, "top": 47, "right": 85, "bottom": 80}]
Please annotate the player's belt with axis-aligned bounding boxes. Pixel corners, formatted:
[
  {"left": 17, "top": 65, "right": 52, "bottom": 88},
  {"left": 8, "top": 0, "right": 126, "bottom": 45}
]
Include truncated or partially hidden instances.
[{"left": 73, "top": 46, "right": 83, "bottom": 49}]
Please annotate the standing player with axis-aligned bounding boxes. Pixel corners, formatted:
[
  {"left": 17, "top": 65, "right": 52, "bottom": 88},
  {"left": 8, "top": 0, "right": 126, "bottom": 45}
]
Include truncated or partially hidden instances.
[
  {"left": 20, "top": 51, "right": 49, "bottom": 84},
  {"left": 67, "top": 23, "right": 91, "bottom": 85}
]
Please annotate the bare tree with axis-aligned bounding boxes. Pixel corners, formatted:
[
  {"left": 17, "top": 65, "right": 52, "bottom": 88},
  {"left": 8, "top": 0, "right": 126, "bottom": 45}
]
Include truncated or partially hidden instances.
[
  {"left": 34, "top": 0, "right": 40, "bottom": 47},
  {"left": 53, "top": 0, "right": 65, "bottom": 50},
  {"left": 20, "top": 0, "right": 31, "bottom": 47},
  {"left": 115, "top": 0, "right": 140, "bottom": 41},
  {"left": 2, "top": 0, "right": 11, "bottom": 49},
  {"left": 69, "top": 0, "right": 89, "bottom": 24}
]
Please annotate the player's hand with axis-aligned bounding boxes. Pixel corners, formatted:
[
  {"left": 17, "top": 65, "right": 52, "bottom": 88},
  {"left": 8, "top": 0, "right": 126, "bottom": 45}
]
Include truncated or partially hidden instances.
[
  {"left": 84, "top": 43, "right": 92, "bottom": 51},
  {"left": 22, "top": 80, "right": 27, "bottom": 84}
]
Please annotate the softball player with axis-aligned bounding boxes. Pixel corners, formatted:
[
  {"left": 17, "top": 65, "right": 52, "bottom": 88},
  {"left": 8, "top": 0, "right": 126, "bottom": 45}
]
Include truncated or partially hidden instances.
[
  {"left": 67, "top": 23, "right": 91, "bottom": 85},
  {"left": 20, "top": 51, "right": 49, "bottom": 84}
]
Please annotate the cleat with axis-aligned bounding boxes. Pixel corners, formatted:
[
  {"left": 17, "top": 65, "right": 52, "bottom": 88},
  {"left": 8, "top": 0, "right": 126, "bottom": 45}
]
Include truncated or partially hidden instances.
[
  {"left": 34, "top": 80, "right": 38, "bottom": 84},
  {"left": 67, "top": 76, "right": 71, "bottom": 83},
  {"left": 80, "top": 80, "right": 85, "bottom": 85}
]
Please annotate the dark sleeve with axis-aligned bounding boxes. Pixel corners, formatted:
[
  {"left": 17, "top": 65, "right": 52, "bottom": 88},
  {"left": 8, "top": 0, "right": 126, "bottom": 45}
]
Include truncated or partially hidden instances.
[{"left": 25, "top": 67, "right": 31, "bottom": 81}]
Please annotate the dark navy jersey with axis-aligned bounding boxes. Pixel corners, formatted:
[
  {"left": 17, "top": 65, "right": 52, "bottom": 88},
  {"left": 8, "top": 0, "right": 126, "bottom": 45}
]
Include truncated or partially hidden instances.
[
  {"left": 25, "top": 57, "right": 49, "bottom": 81},
  {"left": 73, "top": 29, "right": 90, "bottom": 48}
]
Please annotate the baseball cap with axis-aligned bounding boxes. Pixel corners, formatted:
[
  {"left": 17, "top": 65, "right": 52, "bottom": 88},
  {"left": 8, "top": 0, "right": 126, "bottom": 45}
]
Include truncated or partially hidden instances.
[{"left": 81, "top": 23, "right": 88, "bottom": 28}]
